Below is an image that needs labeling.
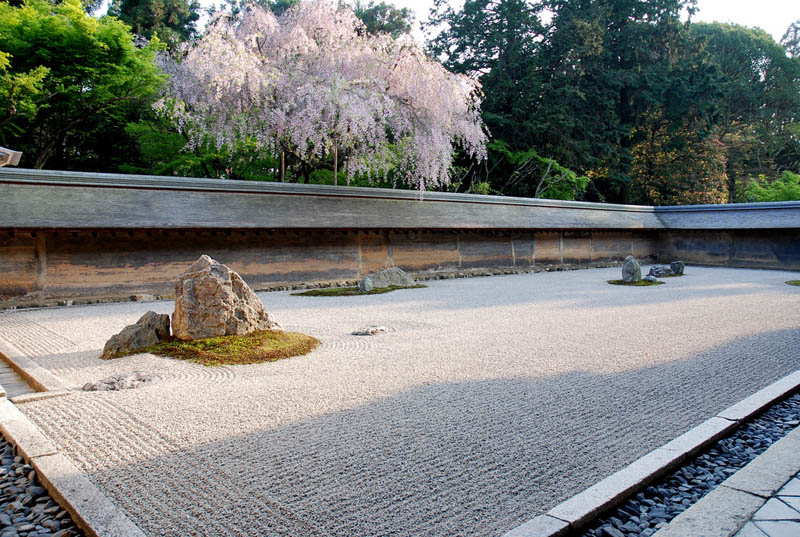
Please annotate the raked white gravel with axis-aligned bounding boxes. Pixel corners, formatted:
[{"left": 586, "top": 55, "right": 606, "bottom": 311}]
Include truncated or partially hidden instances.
[{"left": 1, "top": 266, "right": 798, "bottom": 537}]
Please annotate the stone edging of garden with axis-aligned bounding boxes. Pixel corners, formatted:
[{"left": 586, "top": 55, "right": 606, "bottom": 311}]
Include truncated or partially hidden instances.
[
  {"left": 651, "top": 424, "right": 800, "bottom": 536},
  {"left": 501, "top": 370, "right": 800, "bottom": 537},
  {"left": 0, "top": 396, "right": 146, "bottom": 537},
  {"left": 0, "top": 338, "right": 71, "bottom": 404}
]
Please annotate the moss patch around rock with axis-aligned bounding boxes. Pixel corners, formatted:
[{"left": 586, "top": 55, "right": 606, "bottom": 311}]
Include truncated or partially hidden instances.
[
  {"left": 292, "top": 284, "right": 427, "bottom": 297},
  {"left": 608, "top": 279, "right": 665, "bottom": 286},
  {"left": 141, "top": 330, "right": 320, "bottom": 366},
  {"left": 786, "top": 280, "right": 800, "bottom": 287}
]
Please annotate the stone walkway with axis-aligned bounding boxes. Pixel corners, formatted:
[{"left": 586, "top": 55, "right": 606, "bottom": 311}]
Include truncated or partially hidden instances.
[
  {"left": 735, "top": 472, "right": 800, "bottom": 537},
  {"left": 0, "top": 360, "right": 34, "bottom": 398}
]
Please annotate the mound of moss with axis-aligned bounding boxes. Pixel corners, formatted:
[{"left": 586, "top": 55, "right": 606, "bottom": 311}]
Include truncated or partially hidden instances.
[
  {"left": 142, "top": 330, "right": 320, "bottom": 366},
  {"left": 786, "top": 280, "right": 800, "bottom": 287},
  {"left": 607, "top": 279, "right": 664, "bottom": 287},
  {"left": 292, "top": 284, "right": 426, "bottom": 297}
]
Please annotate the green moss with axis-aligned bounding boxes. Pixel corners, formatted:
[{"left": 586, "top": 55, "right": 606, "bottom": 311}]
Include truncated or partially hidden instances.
[
  {"left": 607, "top": 279, "right": 664, "bottom": 286},
  {"left": 660, "top": 273, "right": 684, "bottom": 278},
  {"left": 786, "top": 280, "right": 800, "bottom": 287},
  {"left": 139, "top": 330, "right": 320, "bottom": 366},
  {"left": 292, "top": 284, "right": 427, "bottom": 297}
]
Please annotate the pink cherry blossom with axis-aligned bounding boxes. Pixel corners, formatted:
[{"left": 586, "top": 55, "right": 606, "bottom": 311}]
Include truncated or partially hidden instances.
[{"left": 156, "top": 1, "right": 487, "bottom": 190}]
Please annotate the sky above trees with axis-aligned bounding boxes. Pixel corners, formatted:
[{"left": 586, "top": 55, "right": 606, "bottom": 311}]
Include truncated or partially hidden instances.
[{"left": 372, "top": 0, "right": 798, "bottom": 44}]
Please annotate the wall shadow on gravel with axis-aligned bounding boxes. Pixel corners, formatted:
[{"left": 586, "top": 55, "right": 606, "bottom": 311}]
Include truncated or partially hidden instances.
[{"left": 71, "top": 327, "right": 800, "bottom": 537}]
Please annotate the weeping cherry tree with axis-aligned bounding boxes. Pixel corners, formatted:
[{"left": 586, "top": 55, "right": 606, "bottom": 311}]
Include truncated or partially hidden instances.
[{"left": 155, "top": 0, "right": 487, "bottom": 189}]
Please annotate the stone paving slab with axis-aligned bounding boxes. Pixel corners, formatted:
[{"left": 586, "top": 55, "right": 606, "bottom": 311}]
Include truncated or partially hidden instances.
[
  {"left": 654, "top": 486, "right": 765, "bottom": 537},
  {"left": 0, "top": 338, "right": 67, "bottom": 392}
]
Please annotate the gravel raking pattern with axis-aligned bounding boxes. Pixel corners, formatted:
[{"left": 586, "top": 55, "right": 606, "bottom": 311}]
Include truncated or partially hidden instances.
[
  {"left": 579, "top": 393, "right": 800, "bottom": 537},
  {"left": 0, "top": 314, "right": 76, "bottom": 358},
  {"left": 2, "top": 267, "right": 799, "bottom": 537},
  {"left": 0, "top": 435, "right": 82, "bottom": 537}
]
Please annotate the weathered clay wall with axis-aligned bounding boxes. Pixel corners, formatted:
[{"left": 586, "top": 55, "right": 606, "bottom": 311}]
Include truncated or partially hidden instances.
[
  {"left": 658, "top": 230, "right": 800, "bottom": 270},
  {"left": 1, "top": 169, "right": 798, "bottom": 308},
  {"left": 0, "top": 229, "right": 658, "bottom": 306}
]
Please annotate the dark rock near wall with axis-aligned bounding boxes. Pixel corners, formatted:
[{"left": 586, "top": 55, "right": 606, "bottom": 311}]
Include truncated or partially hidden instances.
[{"left": 622, "top": 256, "right": 641, "bottom": 283}]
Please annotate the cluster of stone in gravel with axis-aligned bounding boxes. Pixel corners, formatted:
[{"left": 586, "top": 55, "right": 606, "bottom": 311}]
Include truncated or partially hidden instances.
[
  {"left": 0, "top": 437, "right": 83, "bottom": 537},
  {"left": 579, "top": 393, "right": 800, "bottom": 537}
]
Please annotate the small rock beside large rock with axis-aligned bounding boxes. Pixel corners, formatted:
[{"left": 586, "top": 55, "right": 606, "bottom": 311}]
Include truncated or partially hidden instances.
[
  {"left": 83, "top": 371, "right": 157, "bottom": 391},
  {"left": 647, "top": 266, "right": 674, "bottom": 278},
  {"left": 622, "top": 256, "right": 642, "bottom": 283},
  {"left": 173, "top": 255, "right": 280, "bottom": 341},
  {"left": 102, "top": 311, "right": 170, "bottom": 359},
  {"left": 358, "top": 267, "right": 415, "bottom": 292}
]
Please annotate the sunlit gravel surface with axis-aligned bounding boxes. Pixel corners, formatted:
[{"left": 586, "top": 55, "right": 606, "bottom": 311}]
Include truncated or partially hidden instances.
[{"left": 1, "top": 266, "right": 798, "bottom": 537}]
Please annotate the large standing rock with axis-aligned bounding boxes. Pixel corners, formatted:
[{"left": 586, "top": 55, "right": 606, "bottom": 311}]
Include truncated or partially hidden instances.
[
  {"left": 102, "top": 311, "right": 170, "bottom": 358},
  {"left": 172, "top": 255, "right": 280, "bottom": 340},
  {"left": 358, "top": 267, "right": 415, "bottom": 292},
  {"left": 670, "top": 260, "right": 685, "bottom": 275},
  {"left": 622, "top": 256, "right": 641, "bottom": 283}
]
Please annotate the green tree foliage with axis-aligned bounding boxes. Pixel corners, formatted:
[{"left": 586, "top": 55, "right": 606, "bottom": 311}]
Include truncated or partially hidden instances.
[
  {"left": 743, "top": 171, "right": 800, "bottom": 202},
  {"left": 428, "top": 0, "right": 800, "bottom": 204},
  {"left": 690, "top": 23, "right": 800, "bottom": 202},
  {"left": 109, "top": 0, "right": 200, "bottom": 51},
  {"left": 486, "top": 139, "right": 589, "bottom": 200},
  {"left": 121, "top": 118, "right": 283, "bottom": 180},
  {"left": 427, "top": 0, "right": 543, "bottom": 147},
  {"left": 0, "top": 0, "right": 164, "bottom": 169},
  {"left": 631, "top": 113, "right": 728, "bottom": 205},
  {"left": 343, "top": 0, "right": 413, "bottom": 38},
  {"left": 0, "top": 51, "right": 48, "bottom": 139},
  {"left": 783, "top": 20, "right": 800, "bottom": 59}
]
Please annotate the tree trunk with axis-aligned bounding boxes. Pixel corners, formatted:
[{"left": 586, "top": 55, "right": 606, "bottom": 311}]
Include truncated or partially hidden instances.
[
  {"left": 280, "top": 151, "right": 285, "bottom": 183},
  {"left": 727, "top": 167, "right": 736, "bottom": 204},
  {"left": 333, "top": 144, "right": 338, "bottom": 186}
]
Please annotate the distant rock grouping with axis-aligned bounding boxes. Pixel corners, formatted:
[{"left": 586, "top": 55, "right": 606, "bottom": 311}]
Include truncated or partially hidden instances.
[
  {"left": 647, "top": 260, "right": 686, "bottom": 278},
  {"left": 619, "top": 256, "right": 685, "bottom": 284}
]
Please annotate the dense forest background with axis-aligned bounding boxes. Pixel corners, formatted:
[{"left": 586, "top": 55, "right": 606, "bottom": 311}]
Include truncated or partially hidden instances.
[{"left": 1, "top": 0, "right": 799, "bottom": 204}]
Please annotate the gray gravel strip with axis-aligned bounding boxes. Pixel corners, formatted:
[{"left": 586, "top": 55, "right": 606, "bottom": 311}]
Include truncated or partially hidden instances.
[
  {"left": 0, "top": 434, "right": 82, "bottom": 537},
  {"left": 0, "top": 266, "right": 798, "bottom": 537}
]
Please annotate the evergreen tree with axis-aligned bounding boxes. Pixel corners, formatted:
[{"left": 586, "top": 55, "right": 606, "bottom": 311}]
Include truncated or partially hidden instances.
[{"left": 110, "top": 0, "right": 200, "bottom": 51}]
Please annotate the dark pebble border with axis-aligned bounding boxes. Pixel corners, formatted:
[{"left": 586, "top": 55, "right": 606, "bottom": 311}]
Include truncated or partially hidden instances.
[
  {"left": 576, "top": 393, "right": 800, "bottom": 537},
  {"left": 0, "top": 435, "right": 83, "bottom": 537}
]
